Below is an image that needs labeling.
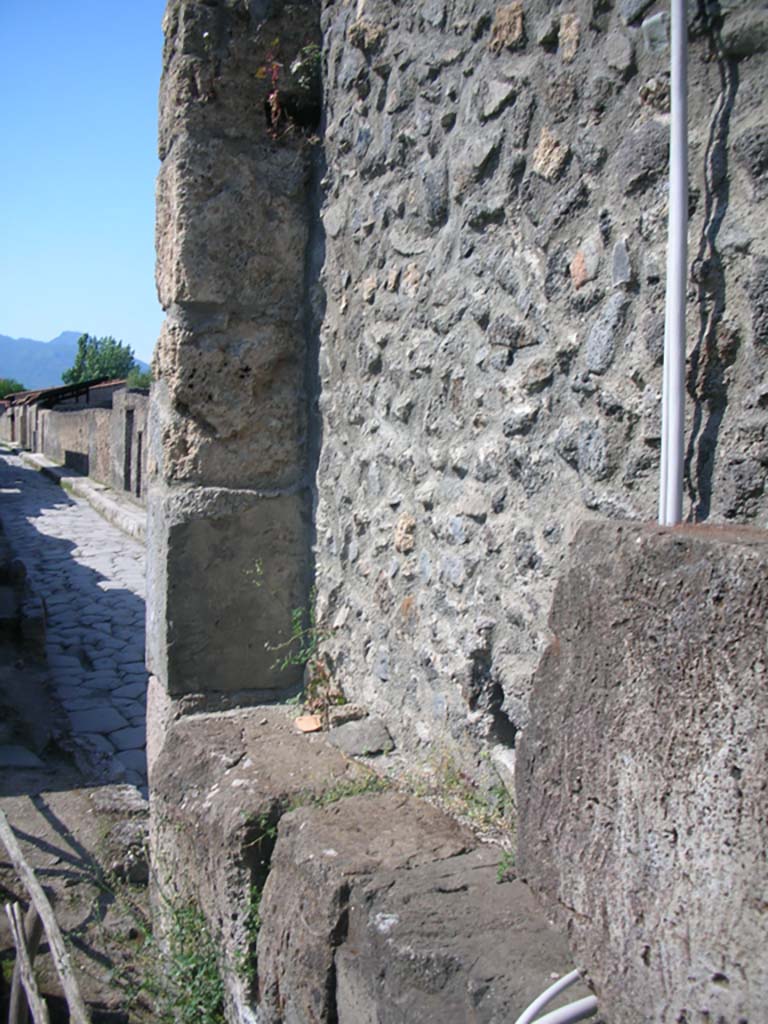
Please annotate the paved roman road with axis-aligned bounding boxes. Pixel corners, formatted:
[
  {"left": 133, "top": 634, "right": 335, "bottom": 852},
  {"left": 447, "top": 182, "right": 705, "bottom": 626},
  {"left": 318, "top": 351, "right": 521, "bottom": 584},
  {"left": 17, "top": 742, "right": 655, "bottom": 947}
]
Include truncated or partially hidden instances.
[{"left": 0, "top": 451, "right": 148, "bottom": 788}]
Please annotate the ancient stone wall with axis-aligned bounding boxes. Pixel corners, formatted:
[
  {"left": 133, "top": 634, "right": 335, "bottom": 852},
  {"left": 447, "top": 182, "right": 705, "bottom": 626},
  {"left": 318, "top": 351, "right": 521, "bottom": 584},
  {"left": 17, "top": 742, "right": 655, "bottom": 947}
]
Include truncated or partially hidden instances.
[
  {"left": 39, "top": 406, "right": 113, "bottom": 481},
  {"left": 148, "top": 0, "right": 322, "bottom": 699},
  {"left": 314, "top": 0, "right": 768, "bottom": 775},
  {"left": 146, "top": 3, "right": 768, "bottom": 1019},
  {"left": 110, "top": 389, "right": 150, "bottom": 502},
  {"left": 516, "top": 520, "right": 768, "bottom": 1022}
]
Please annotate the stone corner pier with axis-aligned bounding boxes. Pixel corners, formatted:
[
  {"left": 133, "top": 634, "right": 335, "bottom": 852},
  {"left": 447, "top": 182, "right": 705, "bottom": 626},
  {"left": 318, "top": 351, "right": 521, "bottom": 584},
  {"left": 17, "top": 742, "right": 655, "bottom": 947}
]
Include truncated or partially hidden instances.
[{"left": 147, "top": 0, "right": 322, "bottom": 701}]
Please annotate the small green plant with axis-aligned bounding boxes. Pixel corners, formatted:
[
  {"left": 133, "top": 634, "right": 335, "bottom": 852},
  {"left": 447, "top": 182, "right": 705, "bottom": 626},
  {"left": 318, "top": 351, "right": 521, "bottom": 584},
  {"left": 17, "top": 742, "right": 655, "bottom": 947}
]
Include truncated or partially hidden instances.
[
  {"left": 236, "top": 812, "right": 278, "bottom": 985},
  {"left": 267, "top": 589, "right": 346, "bottom": 724},
  {"left": 242, "top": 557, "right": 265, "bottom": 586},
  {"left": 496, "top": 849, "right": 516, "bottom": 883},
  {"left": 290, "top": 43, "right": 321, "bottom": 94},
  {"left": 236, "top": 883, "right": 264, "bottom": 986},
  {"left": 302, "top": 771, "right": 390, "bottom": 809},
  {"left": 268, "top": 595, "right": 324, "bottom": 673},
  {"left": 163, "top": 902, "right": 225, "bottom": 1024},
  {"left": 405, "top": 750, "right": 516, "bottom": 837},
  {"left": 90, "top": 870, "right": 225, "bottom": 1024}
]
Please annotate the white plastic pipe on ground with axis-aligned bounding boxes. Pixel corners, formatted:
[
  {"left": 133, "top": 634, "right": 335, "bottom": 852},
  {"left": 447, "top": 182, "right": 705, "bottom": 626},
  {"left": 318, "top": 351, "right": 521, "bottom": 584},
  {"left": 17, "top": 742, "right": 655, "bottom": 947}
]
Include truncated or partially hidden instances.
[{"left": 514, "top": 970, "right": 598, "bottom": 1024}]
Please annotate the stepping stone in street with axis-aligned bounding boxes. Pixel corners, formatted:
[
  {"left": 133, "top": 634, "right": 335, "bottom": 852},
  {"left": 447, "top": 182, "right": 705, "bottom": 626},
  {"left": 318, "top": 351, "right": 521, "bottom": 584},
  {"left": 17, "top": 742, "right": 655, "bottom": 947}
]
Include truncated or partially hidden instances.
[
  {"left": 113, "top": 700, "right": 146, "bottom": 721},
  {"left": 53, "top": 669, "right": 89, "bottom": 688},
  {"left": 48, "top": 654, "right": 83, "bottom": 669},
  {"left": 94, "top": 637, "right": 125, "bottom": 652},
  {"left": 58, "top": 684, "right": 90, "bottom": 700},
  {"left": 92, "top": 657, "right": 117, "bottom": 671},
  {"left": 109, "top": 726, "right": 146, "bottom": 752},
  {"left": 86, "top": 674, "right": 122, "bottom": 691},
  {"left": 113, "top": 682, "right": 146, "bottom": 700},
  {"left": 62, "top": 698, "right": 106, "bottom": 712},
  {"left": 122, "top": 769, "right": 146, "bottom": 789},
  {"left": 79, "top": 734, "right": 117, "bottom": 756},
  {"left": 122, "top": 661, "right": 148, "bottom": 674},
  {"left": 69, "top": 708, "right": 129, "bottom": 734},
  {"left": 115, "top": 749, "right": 147, "bottom": 775}
]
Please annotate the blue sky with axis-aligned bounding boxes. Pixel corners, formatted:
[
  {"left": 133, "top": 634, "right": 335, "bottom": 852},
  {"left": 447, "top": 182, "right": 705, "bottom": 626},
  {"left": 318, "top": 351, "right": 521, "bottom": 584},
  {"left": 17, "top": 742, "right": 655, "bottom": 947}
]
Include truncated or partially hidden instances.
[{"left": 0, "top": 1, "right": 166, "bottom": 364}]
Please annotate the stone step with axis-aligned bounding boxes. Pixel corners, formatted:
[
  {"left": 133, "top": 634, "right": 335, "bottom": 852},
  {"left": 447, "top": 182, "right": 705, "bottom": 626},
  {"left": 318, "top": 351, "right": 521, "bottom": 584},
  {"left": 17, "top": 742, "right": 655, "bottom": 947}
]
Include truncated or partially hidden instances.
[{"left": 257, "top": 793, "right": 591, "bottom": 1024}]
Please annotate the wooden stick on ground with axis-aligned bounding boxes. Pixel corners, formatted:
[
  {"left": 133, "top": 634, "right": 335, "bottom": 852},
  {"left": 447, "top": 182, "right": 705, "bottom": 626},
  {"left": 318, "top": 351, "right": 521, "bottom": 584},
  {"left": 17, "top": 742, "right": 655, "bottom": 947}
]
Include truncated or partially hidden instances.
[
  {"left": 5, "top": 902, "right": 50, "bottom": 1024},
  {"left": 0, "top": 809, "right": 90, "bottom": 1024},
  {"left": 8, "top": 901, "right": 44, "bottom": 1024}
]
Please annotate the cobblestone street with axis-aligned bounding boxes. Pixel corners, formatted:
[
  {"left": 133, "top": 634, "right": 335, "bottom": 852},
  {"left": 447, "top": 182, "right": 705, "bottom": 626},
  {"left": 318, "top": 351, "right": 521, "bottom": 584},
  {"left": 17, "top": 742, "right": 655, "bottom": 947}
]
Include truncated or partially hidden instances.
[{"left": 0, "top": 451, "right": 148, "bottom": 787}]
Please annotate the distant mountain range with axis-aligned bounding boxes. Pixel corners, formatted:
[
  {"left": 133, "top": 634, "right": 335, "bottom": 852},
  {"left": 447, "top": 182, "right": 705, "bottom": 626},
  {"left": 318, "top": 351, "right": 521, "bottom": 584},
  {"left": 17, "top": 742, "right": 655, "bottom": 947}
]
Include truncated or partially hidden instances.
[{"left": 0, "top": 332, "right": 150, "bottom": 391}]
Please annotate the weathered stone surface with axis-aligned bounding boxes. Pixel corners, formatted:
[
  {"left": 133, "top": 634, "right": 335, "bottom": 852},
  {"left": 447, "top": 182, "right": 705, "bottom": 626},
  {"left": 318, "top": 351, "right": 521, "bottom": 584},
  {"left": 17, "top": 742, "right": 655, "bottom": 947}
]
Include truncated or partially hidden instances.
[
  {"left": 155, "top": 136, "right": 309, "bottom": 312},
  {"left": 611, "top": 238, "right": 633, "bottom": 288},
  {"left": 327, "top": 717, "right": 394, "bottom": 756},
  {"left": 532, "top": 127, "right": 570, "bottom": 182},
  {"left": 257, "top": 794, "right": 589, "bottom": 1024},
  {"left": 620, "top": 0, "right": 655, "bottom": 24},
  {"left": 149, "top": 704, "right": 371, "bottom": 1023},
  {"left": 721, "top": 9, "right": 768, "bottom": 58},
  {"left": 150, "top": 0, "right": 320, "bottom": 702},
  {"left": 336, "top": 848, "right": 594, "bottom": 1023},
  {"left": 615, "top": 119, "right": 669, "bottom": 194},
  {"left": 585, "top": 293, "right": 629, "bottom": 374},
  {"left": 734, "top": 123, "right": 768, "bottom": 197},
  {"left": 489, "top": 3, "right": 525, "bottom": 53},
  {"left": 558, "top": 13, "right": 580, "bottom": 63},
  {"left": 517, "top": 521, "right": 768, "bottom": 1024},
  {"left": 604, "top": 31, "right": 634, "bottom": 74},
  {"left": 152, "top": 317, "right": 307, "bottom": 490},
  {"left": 146, "top": 488, "right": 311, "bottom": 696},
  {"left": 570, "top": 232, "right": 602, "bottom": 289},
  {"left": 256, "top": 794, "right": 473, "bottom": 1024},
  {"left": 481, "top": 78, "right": 517, "bottom": 121},
  {"left": 748, "top": 255, "right": 768, "bottom": 346}
]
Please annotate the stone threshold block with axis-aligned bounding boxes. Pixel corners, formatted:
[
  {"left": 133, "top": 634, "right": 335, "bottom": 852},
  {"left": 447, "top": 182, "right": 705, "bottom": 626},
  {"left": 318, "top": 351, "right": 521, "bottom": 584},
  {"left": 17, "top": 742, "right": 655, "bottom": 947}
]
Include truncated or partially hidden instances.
[
  {"left": 257, "top": 794, "right": 592, "bottom": 1024},
  {"left": 517, "top": 520, "right": 768, "bottom": 1024},
  {"left": 149, "top": 697, "right": 590, "bottom": 1024},
  {"left": 148, "top": 702, "right": 377, "bottom": 1022}
]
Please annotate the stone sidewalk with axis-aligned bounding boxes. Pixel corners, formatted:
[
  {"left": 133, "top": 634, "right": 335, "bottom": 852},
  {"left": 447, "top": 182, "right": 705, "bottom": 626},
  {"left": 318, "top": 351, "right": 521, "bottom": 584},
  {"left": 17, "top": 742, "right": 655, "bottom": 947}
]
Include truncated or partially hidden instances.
[{"left": 0, "top": 450, "right": 148, "bottom": 788}]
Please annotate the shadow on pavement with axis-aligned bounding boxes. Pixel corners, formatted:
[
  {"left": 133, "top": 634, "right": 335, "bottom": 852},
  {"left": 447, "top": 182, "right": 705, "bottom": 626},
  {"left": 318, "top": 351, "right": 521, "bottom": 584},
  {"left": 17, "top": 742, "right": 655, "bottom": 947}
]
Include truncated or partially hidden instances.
[{"left": 0, "top": 453, "right": 148, "bottom": 799}]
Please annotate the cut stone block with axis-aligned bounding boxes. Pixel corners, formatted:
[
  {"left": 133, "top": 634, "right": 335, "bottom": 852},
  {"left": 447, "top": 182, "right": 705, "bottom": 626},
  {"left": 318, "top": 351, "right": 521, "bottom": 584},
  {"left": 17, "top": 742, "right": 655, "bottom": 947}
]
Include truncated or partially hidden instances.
[
  {"left": 258, "top": 795, "right": 591, "bottom": 1024},
  {"left": 517, "top": 521, "right": 768, "bottom": 1024},
  {"left": 146, "top": 489, "right": 311, "bottom": 696}
]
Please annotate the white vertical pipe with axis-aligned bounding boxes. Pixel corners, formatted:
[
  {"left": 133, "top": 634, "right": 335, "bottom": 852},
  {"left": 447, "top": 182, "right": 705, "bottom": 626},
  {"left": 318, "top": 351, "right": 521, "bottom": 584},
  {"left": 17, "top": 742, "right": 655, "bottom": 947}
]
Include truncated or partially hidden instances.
[
  {"left": 659, "top": 0, "right": 688, "bottom": 526},
  {"left": 659, "top": 316, "right": 669, "bottom": 521}
]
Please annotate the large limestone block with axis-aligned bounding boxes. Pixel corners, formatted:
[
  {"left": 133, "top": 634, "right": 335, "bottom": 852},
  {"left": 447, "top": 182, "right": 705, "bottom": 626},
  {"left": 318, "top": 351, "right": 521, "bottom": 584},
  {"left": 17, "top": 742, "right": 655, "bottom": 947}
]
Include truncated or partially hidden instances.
[
  {"left": 152, "top": 318, "right": 307, "bottom": 489},
  {"left": 257, "top": 794, "right": 590, "bottom": 1024},
  {"left": 146, "top": 486, "right": 310, "bottom": 695},
  {"left": 517, "top": 520, "right": 768, "bottom": 1023},
  {"left": 155, "top": 134, "right": 309, "bottom": 312}
]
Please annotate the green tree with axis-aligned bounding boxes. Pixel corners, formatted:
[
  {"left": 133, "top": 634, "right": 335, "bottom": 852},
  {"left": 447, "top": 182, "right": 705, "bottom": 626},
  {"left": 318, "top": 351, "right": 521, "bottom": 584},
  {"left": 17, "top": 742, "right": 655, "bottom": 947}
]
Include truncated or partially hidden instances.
[
  {"left": 0, "top": 378, "right": 26, "bottom": 397},
  {"left": 126, "top": 365, "right": 152, "bottom": 389},
  {"left": 62, "top": 333, "right": 138, "bottom": 385}
]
